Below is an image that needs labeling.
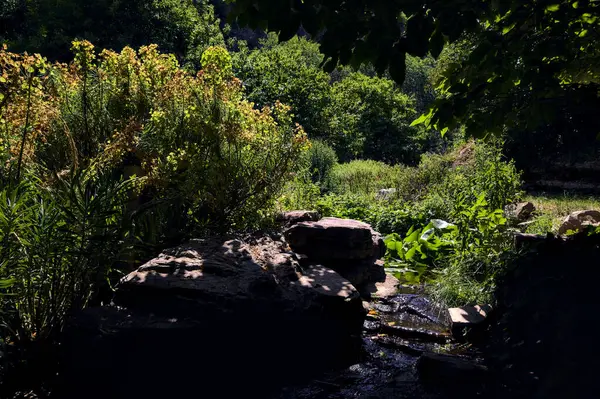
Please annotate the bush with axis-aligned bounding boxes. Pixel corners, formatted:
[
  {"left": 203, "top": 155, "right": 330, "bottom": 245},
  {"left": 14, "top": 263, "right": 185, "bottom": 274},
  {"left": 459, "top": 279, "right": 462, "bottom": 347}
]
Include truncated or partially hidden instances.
[
  {"left": 328, "top": 160, "right": 399, "bottom": 196},
  {"left": 303, "top": 140, "right": 338, "bottom": 188},
  {"left": 0, "top": 42, "right": 308, "bottom": 234},
  {"left": 232, "top": 35, "right": 331, "bottom": 136},
  {"left": 0, "top": 41, "right": 309, "bottom": 352}
]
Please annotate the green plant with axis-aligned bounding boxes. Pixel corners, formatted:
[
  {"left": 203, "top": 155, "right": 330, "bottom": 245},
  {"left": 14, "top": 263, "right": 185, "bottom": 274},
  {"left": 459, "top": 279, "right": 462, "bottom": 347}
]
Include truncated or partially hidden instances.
[
  {"left": 232, "top": 35, "right": 331, "bottom": 137},
  {"left": 0, "top": 168, "right": 131, "bottom": 344},
  {"left": 384, "top": 219, "right": 457, "bottom": 284},
  {"left": 303, "top": 139, "right": 338, "bottom": 188},
  {"left": 382, "top": 192, "right": 514, "bottom": 305},
  {"left": 328, "top": 160, "right": 399, "bottom": 196},
  {"left": 323, "top": 72, "right": 424, "bottom": 163},
  {"left": 0, "top": 0, "right": 224, "bottom": 68},
  {"left": 1, "top": 42, "right": 308, "bottom": 234}
]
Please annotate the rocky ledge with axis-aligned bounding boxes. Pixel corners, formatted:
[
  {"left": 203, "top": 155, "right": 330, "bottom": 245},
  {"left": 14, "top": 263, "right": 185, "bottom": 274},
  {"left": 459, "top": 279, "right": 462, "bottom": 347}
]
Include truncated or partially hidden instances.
[{"left": 56, "top": 217, "right": 394, "bottom": 399}]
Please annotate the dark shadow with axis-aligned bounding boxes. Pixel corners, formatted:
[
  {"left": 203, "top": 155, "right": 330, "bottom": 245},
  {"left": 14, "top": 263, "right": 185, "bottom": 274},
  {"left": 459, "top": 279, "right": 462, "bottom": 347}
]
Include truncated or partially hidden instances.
[
  {"left": 480, "top": 232, "right": 600, "bottom": 399},
  {"left": 48, "top": 238, "right": 365, "bottom": 399}
]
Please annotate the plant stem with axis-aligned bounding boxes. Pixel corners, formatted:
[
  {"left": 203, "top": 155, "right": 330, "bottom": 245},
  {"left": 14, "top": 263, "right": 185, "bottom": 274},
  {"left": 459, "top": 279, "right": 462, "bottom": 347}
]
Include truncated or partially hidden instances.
[{"left": 15, "top": 76, "right": 33, "bottom": 184}]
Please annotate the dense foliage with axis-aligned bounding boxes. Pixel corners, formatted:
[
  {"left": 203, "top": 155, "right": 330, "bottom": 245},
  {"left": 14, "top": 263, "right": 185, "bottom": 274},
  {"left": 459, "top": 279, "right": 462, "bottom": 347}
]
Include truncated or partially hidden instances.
[
  {"left": 231, "top": 0, "right": 600, "bottom": 146},
  {"left": 0, "top": 0, "right": 225, "bottom": 69},
  {"left": 281, "top": 140, "right": 523, "bottom": 304},
  {"left": 0, "top": 2, "right": 599, "bottom": 397},
  {"left": 0, "top": 42, "right": 307, "bottom": 344},
  {"left": 233, "top": 35, "right": 431, "bottom": 163}
]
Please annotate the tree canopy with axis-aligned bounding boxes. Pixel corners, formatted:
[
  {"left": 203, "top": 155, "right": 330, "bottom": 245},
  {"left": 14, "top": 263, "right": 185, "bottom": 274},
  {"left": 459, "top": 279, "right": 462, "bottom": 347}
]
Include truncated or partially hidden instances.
[{"left": 229, "top": 0, "right": 600, "bottom": 139}]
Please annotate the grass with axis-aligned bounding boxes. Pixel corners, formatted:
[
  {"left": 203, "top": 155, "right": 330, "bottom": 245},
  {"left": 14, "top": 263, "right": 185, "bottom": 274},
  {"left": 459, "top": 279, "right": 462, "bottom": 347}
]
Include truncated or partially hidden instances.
[{"left": 522, "top": 193, "right": 600, "bottom": 234}]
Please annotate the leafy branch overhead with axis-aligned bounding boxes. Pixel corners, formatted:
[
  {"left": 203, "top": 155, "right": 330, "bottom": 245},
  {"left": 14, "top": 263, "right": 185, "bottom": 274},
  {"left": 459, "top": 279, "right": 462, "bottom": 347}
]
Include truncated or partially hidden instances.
[{"left": 229, "top": 0, "right": 600, "bottom": 138}]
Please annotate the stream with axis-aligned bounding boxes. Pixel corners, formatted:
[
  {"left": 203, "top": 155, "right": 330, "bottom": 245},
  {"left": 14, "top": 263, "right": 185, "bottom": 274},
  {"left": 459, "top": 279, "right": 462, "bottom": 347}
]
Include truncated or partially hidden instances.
[{"left": 275, "top": 288, "right": 485, "bottom": 399}]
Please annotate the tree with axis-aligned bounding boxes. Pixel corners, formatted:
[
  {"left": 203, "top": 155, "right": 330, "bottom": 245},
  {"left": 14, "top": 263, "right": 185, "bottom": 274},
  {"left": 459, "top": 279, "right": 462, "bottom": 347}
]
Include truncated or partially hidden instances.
[
  {"left": 230, "top": 0, "right": 600, "bottom": 139},
  {"left": 323, "top": 72, "right": 424, "bottom": 164},
  {"left": 232, "top": 34, "right": 331, "bottom": 135},
  {"left": 0, "top": 0, "right": 224, "bottom": 68}
]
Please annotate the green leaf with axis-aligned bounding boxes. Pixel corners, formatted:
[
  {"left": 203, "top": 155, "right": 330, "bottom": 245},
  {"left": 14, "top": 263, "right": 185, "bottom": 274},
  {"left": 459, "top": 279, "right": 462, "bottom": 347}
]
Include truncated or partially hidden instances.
[
  {"left": 410, "top": 108, "right": 433, "bottom": 126},
  {"left": 404, "top": 228, "right": 420, "bottom": 243},
  {"left": 405, "top": 246, "right": 418, "bottom": 260},
  {"left": 0, "top": 278, "right": 15, "bottom": 289},
  {"left": 432, "top": 219, "right": 456, "bottom": 230},
  {"left": 546, "top": 4, "right": 560, "bottom": 12},
  {"left": 420, "top": 228, "right": 435, "bottom": 241}
]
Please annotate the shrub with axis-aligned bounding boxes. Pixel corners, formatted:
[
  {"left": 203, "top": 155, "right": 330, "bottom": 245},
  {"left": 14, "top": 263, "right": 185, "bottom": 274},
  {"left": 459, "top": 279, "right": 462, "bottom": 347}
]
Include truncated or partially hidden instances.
[
  {"left": 0, "top": 42, "right": 308, "bottom": 234},
  {"left": 384, "top": 193, "right": 515, "bottom": 305},
  {"left": 232, "top": 35, "right": 331, "bottom": 136},
  {"left": 304, "top": 139, "right": 338, "bottom": 188},
  {"left": 328, "top": 160, "right": 399, "bottom": 196}
]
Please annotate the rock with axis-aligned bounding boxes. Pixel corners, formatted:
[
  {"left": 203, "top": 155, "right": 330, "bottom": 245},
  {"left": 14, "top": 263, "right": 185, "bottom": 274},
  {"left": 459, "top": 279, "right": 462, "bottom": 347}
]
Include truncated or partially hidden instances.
[
  {"left": 360, "top": 270, "right": 399, "bottom": 299},
  {"left": 277, "top": 210, "right": 320, "bottom": 227},
  {"left": 417, "top": 352, "right": 488, "bottom": 389},
  {"left": 376, "top": 188, "right": 397, "bottom": 200},
  {"left": 329, "top": 258, "right": 386, "bottom": 290},
  {"left": 558, "top": 209, "right": 600, "bottom": 235},
  {"left": 284, "top": 217, "right": 385, "bottom": 262},
  {"left": 292, "top": 264, "right": 360, "bottom": 300},
  {"left": 449, "top": 305, "right": 492, "bottom": 326},
  {"left": 449, "top": 305, "right": 492, "bottom": 339},
  {"left": 56, "top": 237, "right": 365, "bottom": 399},
  {"left": 505, "top": 201, "right": 536, "bottom": 221}
]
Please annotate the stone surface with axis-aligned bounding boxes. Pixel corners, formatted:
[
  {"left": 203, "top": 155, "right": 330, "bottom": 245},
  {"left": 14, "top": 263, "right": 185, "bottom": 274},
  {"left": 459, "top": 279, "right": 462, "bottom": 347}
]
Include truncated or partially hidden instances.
[
  {"left": 277, "top": 210, "right": 320, "bottom": 227},
  {"left": 558, "top": 209, "right": 600, "bottom": 235},
  {"left": 449, "top": 305, "right": 492, "bottom": 326},
  {"left": 57, "top": 236, "right": 366, "bottom": 399},
  {"left": 284, "top": 217, "right": 385, "bottom": 262},
  {"left": 376, "top": 188, "right": 397, "bottom": 200},
  {"left": 292, "top": 264, "right": 359, "bottom": 299},
  {"left": 361, "top": 270, "right": 400, "bottom": 299},
  {"left": 505, "top": 201, "right": 536, "bottom": 221}
]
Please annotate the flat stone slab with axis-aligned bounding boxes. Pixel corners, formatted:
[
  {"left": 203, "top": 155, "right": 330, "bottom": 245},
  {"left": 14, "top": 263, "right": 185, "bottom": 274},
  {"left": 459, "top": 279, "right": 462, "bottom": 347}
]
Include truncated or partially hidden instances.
[
  {"left": 371, "top": 272, "right": 400, "bottom": 299},
  {"left": 449, "top": 305, "right": 492, "bottom": 326},
  {"left": 277, "top": 210, "right": 320, "bottom": 227},
  {"left": 292, "top": 264, "right": 360, "bottom": 300}
]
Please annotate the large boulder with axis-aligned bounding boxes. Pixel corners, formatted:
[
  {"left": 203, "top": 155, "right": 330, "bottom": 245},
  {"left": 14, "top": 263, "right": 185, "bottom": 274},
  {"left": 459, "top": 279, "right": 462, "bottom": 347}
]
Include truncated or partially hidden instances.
[
  {"left": 558, "top": 210, "right": 600, "bottom": 235},
  {"left": 285, "top": 217, "right": 385, "bottom": 262},
  {"left": 505, "top": 201, "right": 536, "bottom": 222},
  {"left": 277, "top": 210, "right": 320, "bottom": 227},
  {"left": 55, "top": 237, "right": 365, "bottom": 399}
]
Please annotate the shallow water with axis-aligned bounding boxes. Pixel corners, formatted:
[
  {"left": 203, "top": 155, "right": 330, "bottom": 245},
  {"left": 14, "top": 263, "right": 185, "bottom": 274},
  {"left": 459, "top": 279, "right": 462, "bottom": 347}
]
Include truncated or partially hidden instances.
[{"left": 273, "top": 291, "right": 479, "bottom": 399}]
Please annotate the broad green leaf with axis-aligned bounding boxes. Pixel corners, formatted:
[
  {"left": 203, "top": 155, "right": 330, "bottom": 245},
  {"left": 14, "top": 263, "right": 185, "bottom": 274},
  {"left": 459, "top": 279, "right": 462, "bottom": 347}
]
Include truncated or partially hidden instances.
[
  {"left": 420, "top": 228, "right": 435, "bottom": 241},
  {"left": 405, "top": 246, "right": 418, "bottom": 260}
]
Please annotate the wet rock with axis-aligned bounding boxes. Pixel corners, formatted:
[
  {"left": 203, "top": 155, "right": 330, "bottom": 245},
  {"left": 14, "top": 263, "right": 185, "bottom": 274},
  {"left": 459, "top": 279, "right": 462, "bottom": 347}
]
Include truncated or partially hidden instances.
[
  {"left": 558, "top": 209, "right": 600, "bottom": 235},
  {"left": 57, "top": 237, "right": 365, "bottom": 399},
  {"left": 277, "top": 210, "right": 320, "bottom": 227},
  {"left": 285, "top": 217, "right": 385, "bottom": 262},
  {"left": 505, "top": 202, "right": 536, "bottom": 222}
]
